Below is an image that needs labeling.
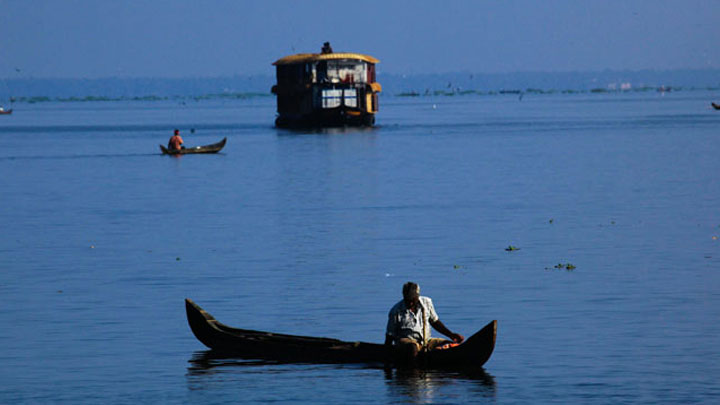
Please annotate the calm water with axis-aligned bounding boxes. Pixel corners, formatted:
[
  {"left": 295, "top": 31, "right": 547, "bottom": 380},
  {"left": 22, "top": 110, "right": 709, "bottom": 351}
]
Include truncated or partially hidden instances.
[{"left": 1, "top": 91, "right": 719, "bottom": 403}]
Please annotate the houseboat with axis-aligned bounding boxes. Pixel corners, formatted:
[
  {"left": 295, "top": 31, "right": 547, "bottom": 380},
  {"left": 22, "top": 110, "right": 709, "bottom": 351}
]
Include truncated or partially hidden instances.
[{"left": 272, "top": 43, "right": 381, "bottom": 127}]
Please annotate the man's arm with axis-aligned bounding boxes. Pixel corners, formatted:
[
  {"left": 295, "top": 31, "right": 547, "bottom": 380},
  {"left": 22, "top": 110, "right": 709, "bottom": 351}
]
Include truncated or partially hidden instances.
[
  {"left": 384, "top": 334, "right": 394, "bottom": 346},
  {"left": 430, "top": 319, "right": 465, "bottom": 343}
]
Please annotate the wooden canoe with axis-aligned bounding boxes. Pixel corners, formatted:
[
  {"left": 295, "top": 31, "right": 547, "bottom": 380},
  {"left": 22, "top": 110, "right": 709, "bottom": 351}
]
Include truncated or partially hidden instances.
[
  {"left": 160, "top": 137, "right": 227, "bottom": 155},
  {"left": 185, "top": 298, "right": 496, "bottom": 368}
]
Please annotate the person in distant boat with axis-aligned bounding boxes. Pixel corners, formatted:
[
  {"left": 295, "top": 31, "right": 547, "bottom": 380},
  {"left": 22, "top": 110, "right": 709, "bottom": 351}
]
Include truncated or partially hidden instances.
[
  {"left": 385, "top": 282, "right": 465, "bottom": 358},
  {"left": 168, "top": 129, "right": 184, "bottom": 151},
  {"left": 321, "top": 42, "right": 333, "bottom": 54}
]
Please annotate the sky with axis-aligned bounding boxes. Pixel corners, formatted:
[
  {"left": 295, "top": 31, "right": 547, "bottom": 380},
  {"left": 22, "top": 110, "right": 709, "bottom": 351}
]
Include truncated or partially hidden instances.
[{"left": 2, "top": 0, "right": 720, "bottom": 79}]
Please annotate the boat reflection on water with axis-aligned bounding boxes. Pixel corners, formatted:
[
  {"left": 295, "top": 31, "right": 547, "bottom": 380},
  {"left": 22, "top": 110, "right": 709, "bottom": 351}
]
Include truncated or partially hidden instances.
[
  {"left": 187, "top": 350, "right": 386, "bottom": 376},
  {"left": 188, "top": 350, "right": 495, "bottom": 402},
  {"left": 383, "top": 366, "right": 496, "bottom": 402},
  {"left": 275, "top": 125, "right": 380, "bottom": 136},
  {"left": 187, "top": 350, "right": 293, "bottom": 376}
]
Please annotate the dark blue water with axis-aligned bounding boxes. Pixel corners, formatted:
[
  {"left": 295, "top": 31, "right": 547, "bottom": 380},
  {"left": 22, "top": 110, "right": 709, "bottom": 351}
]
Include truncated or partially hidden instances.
[{"left": 1, "top": 92, "right": 719, "bottom": 403}]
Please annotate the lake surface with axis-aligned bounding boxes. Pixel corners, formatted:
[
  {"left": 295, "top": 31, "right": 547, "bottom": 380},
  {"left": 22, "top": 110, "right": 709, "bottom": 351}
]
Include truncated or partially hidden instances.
[{"left": 1, "top": 91, "right": 719, "bottom": 403}]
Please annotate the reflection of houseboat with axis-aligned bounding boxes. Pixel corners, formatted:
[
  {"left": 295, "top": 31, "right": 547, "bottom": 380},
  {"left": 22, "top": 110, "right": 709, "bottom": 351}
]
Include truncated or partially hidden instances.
[{"left": 271, "top": 43, "right": 381, "bottom": 127}]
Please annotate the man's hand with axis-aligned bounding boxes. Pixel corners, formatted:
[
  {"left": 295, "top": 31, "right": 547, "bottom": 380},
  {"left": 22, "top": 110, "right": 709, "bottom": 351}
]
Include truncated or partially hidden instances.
[{"left": 451, "top": 333, "right": 465, "bottom": 343}]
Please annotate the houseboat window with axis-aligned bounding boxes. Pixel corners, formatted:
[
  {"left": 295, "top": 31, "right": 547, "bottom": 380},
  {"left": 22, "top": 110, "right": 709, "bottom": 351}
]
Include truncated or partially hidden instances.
[
  {"left": 343, "top": 89, "right": 357, "bottom": 108},
  {"left": 317, "top": 61, "right": 328, "bottom": 83},
  {"left": 321, "top": 89, "right": 342, "bottom": 108},
  {"left": 325, "top": 60, "right": 367, "bottom": 84},
  {"left": 304, "top": 63, "right": 313, "bottom": 83},
  {"left": 309, "top": 63, "right": 317, "bottom": 83},
  {"left": 277, "top": 64, "right": 309, "bottom": 86}
]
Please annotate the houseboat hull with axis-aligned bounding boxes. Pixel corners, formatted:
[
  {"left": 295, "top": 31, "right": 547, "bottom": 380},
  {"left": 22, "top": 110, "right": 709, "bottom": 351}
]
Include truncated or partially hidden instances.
[{"left": 275, "top": 107, "right": 375, "bottom": 128}]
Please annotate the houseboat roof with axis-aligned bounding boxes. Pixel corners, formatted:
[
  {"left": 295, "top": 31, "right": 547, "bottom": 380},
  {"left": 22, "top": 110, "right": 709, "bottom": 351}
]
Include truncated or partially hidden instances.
[{"left": 273, "top": 53, "right": 379, "bottom": 66}]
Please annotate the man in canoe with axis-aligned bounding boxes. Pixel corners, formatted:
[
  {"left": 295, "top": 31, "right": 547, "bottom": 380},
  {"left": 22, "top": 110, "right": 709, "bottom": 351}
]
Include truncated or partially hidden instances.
[
  {"left": 385, "top": 282, "right": 465, "bottom": 358},
  {"left": 168, "top": 129, "right": 184, "bottom": 151}
]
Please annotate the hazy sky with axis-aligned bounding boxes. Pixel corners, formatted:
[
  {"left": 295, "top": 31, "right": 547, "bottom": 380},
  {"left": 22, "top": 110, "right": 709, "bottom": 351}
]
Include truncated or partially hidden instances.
[{"left": 2, "top": 0, "right": 719, "bottom": 78}]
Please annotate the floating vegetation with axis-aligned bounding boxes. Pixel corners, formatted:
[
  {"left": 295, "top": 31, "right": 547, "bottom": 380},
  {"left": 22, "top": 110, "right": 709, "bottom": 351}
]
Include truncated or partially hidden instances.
[
  {"left": 10, "top": 85, "right": 710, "bottom": 104},
  {"left": 389, "top": 84, "right": 709, "bottom": 98},
  {"left": 505, "top": 245, "right": 520, "bottom": 252},
  {"left": 26, "top": 96, "right": 51, "bottom": 104},
  {"left": 193, "top": 92, "right": 268, "bottom": 101},
  {"left": 132, "top": 95, "right": 167, "bottom": 101},
  {"left": 58, "top": 96, "right": 124, "bottom": 102},
  {"left": 550, "top": 263, "right": 576, "bottom": 271}
]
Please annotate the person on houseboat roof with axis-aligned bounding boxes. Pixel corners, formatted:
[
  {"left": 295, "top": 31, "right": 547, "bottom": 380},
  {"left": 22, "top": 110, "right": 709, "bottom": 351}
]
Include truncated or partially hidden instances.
[
  {"left": 321, "top": 42, "right": 333, "bottom": 54},
  {"left": 168, "top": 129, "right": 184, "bottom": 151},
  {"left": 385, "top": 282, "right": 465, "bottom": 359}
]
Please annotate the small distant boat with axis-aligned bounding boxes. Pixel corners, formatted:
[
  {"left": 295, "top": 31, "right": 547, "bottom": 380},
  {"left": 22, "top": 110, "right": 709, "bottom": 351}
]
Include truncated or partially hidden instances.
[
  {"left": 185, "top": 298, "right": 497, "bottom": 368},
  {"left": 712, "top": 102, "right": 720, "bottom": 110},
  {"left": 0, "top": 107, "right": 12, "bottom": 115},
  {"left": 160, "top": 137, "right": 227, "bottom": 155}
]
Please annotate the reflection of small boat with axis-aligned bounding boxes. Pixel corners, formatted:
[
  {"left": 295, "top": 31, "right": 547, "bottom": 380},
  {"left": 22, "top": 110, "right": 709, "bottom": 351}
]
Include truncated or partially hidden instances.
[
  {"left": 0, "top": 107, "right": 12, "bottom": 115},
  {"left": 712, "top": 102, "right": 720, "bottom": 110},
  {"left": 185, "top": 298, "right": 497, "bottom": 368},
  {"left": 159, "top": 137, "right": 227, "bottom": 155}
]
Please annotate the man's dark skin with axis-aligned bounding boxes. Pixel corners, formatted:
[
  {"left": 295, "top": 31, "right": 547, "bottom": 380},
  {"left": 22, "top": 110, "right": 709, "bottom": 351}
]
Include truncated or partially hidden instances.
[{"left": 385, "top": 295, "right": 465, "bottom": 358}]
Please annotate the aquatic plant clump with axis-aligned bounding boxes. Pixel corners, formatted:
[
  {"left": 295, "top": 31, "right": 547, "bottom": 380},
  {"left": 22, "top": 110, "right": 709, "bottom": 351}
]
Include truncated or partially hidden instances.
[{"left": 550, "top": 263, "right": 576, "bottom": 270}]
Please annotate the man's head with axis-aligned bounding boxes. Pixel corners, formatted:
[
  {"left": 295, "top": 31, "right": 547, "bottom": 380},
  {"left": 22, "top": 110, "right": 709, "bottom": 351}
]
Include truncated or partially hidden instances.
[
  {"left": 174, "top": 129, "right": 179, "bottom": 135},
  {"left": 402, "top": 282, "right": 420, "bottom": 307}
]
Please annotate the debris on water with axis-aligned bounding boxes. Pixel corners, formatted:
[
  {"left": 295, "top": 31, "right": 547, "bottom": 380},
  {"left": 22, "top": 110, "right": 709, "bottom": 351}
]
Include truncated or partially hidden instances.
[
  {"left": 176, "top": 257, "right": 181, "bottom": 261},
  {"left": 549, "top": 218, "right": 554, "bottom": 224},
  {"left": 505, "top": 245, "right": 520, "bottom": 251},
  {"left": 453, "top": 264, "right": 462, "bottom": 269},
  {"left": 57, "top": 290, "right": 63, "bottom": 293},
  {"left": 553, "top": 263, "right": 576, "bottom": 270},
  {"left": 90, "top": 245, "right": 95, "bottom": 249},
  {"left": 712, "top": 236, "right": 718, "bottom": 240}
]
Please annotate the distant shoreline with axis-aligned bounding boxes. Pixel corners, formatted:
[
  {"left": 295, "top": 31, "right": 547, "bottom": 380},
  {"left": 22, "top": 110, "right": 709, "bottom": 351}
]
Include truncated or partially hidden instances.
[
  {"left": 3, "top": 86, "right": 718, "bottom": 105},
  {"left": 2, "top": 69, "right": 719, "bottom": 102}
]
